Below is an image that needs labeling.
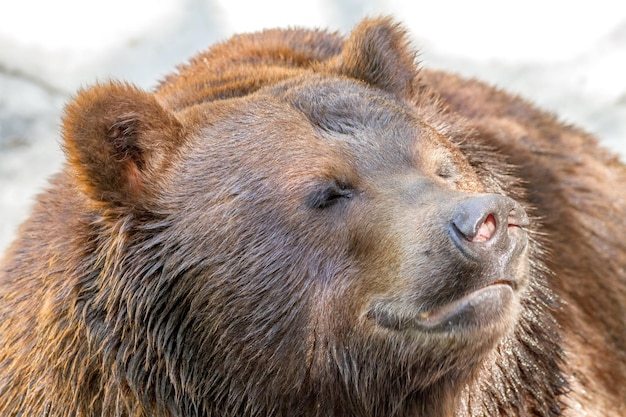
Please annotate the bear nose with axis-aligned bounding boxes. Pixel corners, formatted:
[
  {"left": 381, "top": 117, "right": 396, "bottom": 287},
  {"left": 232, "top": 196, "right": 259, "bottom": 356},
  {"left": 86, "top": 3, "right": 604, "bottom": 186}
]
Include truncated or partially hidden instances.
[{"left": 450, "top": 194, "right": 529, "bottom": 255}]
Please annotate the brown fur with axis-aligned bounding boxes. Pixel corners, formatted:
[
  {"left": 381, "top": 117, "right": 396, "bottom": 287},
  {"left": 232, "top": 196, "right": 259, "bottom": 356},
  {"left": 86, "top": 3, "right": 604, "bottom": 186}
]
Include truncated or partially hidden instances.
[{"left": 1, "top": 17, "right": 625, "bottom": 417}]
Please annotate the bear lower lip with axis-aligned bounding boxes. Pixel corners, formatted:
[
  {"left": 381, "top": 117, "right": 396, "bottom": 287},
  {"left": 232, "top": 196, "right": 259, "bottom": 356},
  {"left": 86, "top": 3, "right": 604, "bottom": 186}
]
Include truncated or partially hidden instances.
[
  {"left": 369, "top": 283, "right": 516, "bottom": 333},
  {"left": 415, "top": 284, "right": 514, "bottom": 330}
]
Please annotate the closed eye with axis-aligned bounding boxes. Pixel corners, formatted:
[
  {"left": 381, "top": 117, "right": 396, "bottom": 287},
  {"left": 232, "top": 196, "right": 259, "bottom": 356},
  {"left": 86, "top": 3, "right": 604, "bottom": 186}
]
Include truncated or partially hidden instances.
[
  {"left": 436, "top": 166, "right": 453, "bottom": 179},
  {"left": 308, "top": 181, "right": 354, "bottom": 209},
  {"left": 436, "top": 160, "right": 457, "bottom": 181}
]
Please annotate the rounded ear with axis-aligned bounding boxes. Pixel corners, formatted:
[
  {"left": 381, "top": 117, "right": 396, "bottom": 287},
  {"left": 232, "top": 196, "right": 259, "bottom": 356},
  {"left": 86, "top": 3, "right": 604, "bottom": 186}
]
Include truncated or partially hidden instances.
[
  {"left": 330, "top": 17, "right": 418, "bottom": 99},
  {"left": 62, "top": 82, "right": 185, "bottom": 209}
]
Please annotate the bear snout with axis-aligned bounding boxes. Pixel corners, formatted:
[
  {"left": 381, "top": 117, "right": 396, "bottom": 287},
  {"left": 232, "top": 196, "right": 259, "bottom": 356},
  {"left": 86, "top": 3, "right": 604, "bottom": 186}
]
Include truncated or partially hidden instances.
[{"left": 449, "top": 194, "right": 529, "bottom": 262}]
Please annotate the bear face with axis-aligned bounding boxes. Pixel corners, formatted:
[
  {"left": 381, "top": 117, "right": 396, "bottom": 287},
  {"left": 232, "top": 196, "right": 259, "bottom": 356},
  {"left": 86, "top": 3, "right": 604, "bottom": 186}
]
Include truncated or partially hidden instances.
[
  {"left": 166, "top": 74, "right": 531, "bottom": 352},
  {"left": 6, "top": 16, "right": 625, "bottom": 417}
]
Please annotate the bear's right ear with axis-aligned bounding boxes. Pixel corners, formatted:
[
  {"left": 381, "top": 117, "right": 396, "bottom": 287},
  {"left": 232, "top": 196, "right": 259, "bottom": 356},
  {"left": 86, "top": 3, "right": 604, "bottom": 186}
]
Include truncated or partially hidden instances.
[
  {"left": 331, "top": 17, "right": 418, "bottom": 99},
  {"left": 62, "top": 82, "right": 184, "bottom": 210}
]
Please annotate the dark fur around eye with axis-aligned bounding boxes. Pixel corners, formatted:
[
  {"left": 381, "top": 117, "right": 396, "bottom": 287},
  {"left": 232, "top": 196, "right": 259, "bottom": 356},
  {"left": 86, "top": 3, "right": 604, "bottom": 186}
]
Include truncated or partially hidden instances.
[{"left": 308, "top": 181, "right": 354, "bottom": 209}]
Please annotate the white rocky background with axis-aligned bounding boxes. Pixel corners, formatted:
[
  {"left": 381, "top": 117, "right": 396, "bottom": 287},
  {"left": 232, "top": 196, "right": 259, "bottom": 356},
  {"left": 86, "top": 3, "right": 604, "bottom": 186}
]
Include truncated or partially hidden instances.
[{"left": 1, "top": 0, "right": 625, "bottom": 253}]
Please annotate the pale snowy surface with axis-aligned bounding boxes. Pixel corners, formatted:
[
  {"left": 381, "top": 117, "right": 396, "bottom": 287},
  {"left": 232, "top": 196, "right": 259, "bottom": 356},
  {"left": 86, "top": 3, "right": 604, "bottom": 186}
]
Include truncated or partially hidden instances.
[{"left": 1, "top": 0, "right": 625, "bottom": 253}]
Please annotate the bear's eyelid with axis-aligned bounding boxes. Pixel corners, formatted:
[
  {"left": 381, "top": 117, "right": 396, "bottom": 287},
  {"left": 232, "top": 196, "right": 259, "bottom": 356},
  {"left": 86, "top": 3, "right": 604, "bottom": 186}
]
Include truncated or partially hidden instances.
[
  {"left": 309, "top": 181, "right": 354, "bottom": 209},
  {"left": 436, "top": 165, "right": 453, "bottom": 179},
  {"left": 435, "top": 160, "right": 457, "bottom": 180}
]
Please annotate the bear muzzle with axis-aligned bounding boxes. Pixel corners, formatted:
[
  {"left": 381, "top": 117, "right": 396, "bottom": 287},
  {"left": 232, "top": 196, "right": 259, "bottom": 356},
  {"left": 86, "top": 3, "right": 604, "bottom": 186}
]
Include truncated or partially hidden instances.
[{"left": 366, "top": 193, "right": 530, "bottom": 335}]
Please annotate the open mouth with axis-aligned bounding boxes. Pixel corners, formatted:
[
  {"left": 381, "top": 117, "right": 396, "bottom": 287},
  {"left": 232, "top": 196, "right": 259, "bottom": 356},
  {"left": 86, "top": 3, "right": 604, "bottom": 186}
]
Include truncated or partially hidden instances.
[{"left": 368, "top": 281, "right": 518, "bottom": 333}]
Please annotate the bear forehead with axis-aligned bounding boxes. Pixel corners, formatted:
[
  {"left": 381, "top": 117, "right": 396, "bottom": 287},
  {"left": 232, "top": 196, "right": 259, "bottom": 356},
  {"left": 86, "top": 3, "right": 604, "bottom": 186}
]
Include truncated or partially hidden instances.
[{"left": 186, "top": 76, "right": 445, "bottom": 175}]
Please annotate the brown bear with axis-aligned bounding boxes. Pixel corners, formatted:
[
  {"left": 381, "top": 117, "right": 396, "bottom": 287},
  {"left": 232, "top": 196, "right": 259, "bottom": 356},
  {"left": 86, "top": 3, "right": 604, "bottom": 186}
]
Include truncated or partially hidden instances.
[{"left": 1, "top": 16, "right": 625, "bottom": 417}]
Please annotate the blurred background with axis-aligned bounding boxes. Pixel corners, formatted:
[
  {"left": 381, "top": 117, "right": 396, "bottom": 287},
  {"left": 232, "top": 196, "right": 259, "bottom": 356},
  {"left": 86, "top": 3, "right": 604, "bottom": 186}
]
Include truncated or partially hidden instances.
[{"left": 1, "top": 0, "right": 625, "bottom": 253}]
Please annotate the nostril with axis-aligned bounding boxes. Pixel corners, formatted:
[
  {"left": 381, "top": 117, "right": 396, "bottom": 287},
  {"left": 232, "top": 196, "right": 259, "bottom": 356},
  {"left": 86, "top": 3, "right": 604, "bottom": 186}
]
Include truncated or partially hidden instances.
[
  {"left": 450, "top": 194, "right": 529, "bottom": 258},
  {"left": 451, "top": 194, "right": 529, "bottom": 246},
  {"left": 472, "top": 214, "right": 497, "bottom": 243}
]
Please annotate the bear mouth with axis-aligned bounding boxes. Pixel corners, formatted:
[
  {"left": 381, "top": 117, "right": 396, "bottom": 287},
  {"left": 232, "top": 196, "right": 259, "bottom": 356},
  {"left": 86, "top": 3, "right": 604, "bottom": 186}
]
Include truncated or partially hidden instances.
[{"left": 367, "top": 281, "right": 518, "bottom": 333}]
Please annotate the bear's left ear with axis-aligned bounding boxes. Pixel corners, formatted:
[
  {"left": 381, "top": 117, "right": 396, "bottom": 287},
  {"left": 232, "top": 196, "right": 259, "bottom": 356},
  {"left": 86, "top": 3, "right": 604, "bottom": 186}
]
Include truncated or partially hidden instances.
[
  {"left": 331, "top": 17, "right": 418, "bottom": 99},
  {"left": 62, "top": 82, "right": 185, "bottom": 210}
]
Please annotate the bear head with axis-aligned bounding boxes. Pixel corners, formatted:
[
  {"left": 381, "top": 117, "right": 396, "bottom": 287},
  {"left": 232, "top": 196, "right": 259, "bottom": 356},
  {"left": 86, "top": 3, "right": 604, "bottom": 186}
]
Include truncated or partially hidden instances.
[{"left": 60, "top": 17, "right": 536, "bottom": 417}]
